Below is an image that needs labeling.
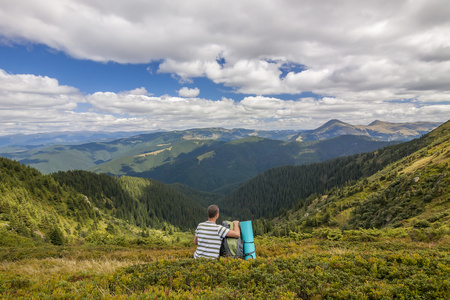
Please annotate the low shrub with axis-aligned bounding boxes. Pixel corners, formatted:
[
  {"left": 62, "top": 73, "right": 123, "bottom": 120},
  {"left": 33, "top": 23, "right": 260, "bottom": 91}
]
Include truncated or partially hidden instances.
[
  {"left": 289, "top": 231, "right": 313, "bottom": 241},
  {"left": 414, "top": 220, "right": 431, "bottom": 228},
  {"left": 1, "top": 238, "right": 449, "bottom": 298},
  {"left": 0, "top": 227, "right": 42, "bottom": 247},
  {"left": 408, "top": 227, "right": 445, "bottom": 242},
  {"left": 343, "top": 229, "right": 379, "bottom": 242},
  {"left": 313, "top": 228, "right": 342, "bottom": 240}
]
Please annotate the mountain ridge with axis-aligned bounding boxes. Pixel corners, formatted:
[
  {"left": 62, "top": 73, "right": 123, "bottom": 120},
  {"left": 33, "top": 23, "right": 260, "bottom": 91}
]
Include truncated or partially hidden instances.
[
  {"left": 291, "top": 119, "right": 440, "bottom": 142},
  {"left": 0, "top": 119, "right": 440, "bottom": 151},
  {"left": 1, "top": 119, "right": 439, "bottom": 175},
  {"left": 99, "top": 135, "right": 396, "bottom": 193}
]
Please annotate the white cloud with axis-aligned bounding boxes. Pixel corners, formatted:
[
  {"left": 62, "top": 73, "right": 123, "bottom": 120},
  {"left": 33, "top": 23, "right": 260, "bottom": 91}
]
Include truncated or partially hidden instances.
[
  {"left": 178, "top": 87, "right": 200, "bottom": 98},
  {"left": 85, "top": 90, "right": 450, "bottom": 131},
  {"left": 0, "top": 69, "right": 80, "bottom": 109},
  {"left": 125, "top": 87, "right": 150, "bottom": 96},
  {"left": 0, "top": 1, "right": 449, "bottom": 134},
  {"left": 0, "top": 69, "right": 448, "bottom": 136},
  {"left": 1, "top": 0, "right": 448, "bottom": 99}
]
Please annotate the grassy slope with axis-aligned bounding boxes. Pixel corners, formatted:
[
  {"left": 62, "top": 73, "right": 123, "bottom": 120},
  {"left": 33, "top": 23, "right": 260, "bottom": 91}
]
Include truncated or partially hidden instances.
[
  {"left": 274, "top": 120, "right": 450, "bottom": 234},
  {"left": 0, "top": 237, "right": 448, "bottom": 298}
]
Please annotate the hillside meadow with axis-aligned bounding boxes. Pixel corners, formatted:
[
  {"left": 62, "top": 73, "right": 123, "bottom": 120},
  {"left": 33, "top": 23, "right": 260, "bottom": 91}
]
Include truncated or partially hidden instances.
[{"left": 1, "top": 231, "right": 449, "bottom": 299}]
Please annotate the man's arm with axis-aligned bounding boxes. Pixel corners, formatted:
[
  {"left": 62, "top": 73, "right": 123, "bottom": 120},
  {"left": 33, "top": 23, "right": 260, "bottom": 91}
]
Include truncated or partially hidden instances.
[
  {"left": 226, "top": 220, "right": 240, "bottom": 238},
  {"left": 194, "top": 236, "right": 198, "bottom": 245}
]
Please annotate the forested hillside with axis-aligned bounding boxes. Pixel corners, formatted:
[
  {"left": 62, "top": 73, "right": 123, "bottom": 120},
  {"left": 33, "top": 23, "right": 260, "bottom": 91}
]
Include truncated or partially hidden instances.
[
  {"left": 2, "top": 127, "right": 296, "bottom": 174},
  {"left": 52, "top": 170, "right": 209, "bottom": 229},
  {"left": 258, "top": 120, "right": 450, "bottom": 237},
  {"left": 0, "top": 157, "right": 100, "bottom": 246},
  {"left": 221, "top": 120, "right": 450, "bottom": 223},
  {"left": 1, "top": 120, "right": 448, "bottom": 248},
  {"left": 121, "top": 135, "right": 394, "bottom": 193},
  {"left": 0, "top": 157, "right": 211, "bottom": 247}
]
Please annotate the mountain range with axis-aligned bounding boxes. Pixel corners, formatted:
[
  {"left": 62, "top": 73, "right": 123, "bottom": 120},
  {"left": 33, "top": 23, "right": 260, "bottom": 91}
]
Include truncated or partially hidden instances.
[
  {"left": 290, "top": 119, "right": 440, "bottom": 142},
  {"left": 0, "top": 119, "right": 439, "bottom": 150},
  {"left": 0, "top": 119, "right": 440, "bottom": 193}
]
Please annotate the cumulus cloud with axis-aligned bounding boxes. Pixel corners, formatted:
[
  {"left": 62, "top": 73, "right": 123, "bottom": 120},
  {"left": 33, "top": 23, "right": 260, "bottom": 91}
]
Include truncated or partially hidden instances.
[
  {"left": 178, "top": 87, "right": 200, "bottom": 98},
  {"left": 85, "top": 90, "right": 450, "bottom": 131},
  {"left": 0, "top": 1, "right": 449, "bottom": 134},
  {"left": 1, "top": 0, "right": 449, "bottom": 100},
  {"left": 0, "top": 69, "right": 80, "bottom": 109},
  {"left": 0, "top": 69, "right": 448, "bottom": 135}
]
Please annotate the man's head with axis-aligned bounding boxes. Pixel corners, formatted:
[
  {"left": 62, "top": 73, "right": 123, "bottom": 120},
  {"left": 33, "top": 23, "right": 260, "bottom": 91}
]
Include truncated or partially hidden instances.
[{"left": 207, "top": 204, "right": 219, "bottom": 219}]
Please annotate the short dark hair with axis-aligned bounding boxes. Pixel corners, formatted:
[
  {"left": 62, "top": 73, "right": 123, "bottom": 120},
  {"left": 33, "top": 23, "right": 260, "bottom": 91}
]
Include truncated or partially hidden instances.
[{"left": 207, "top": 204, "right": 219, "bottom": 218}]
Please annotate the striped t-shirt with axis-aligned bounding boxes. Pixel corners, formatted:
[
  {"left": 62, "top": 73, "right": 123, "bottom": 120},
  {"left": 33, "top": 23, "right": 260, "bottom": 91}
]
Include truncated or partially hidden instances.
[{"left": 194, "top": 221, "right": 229, "bottom": 259}]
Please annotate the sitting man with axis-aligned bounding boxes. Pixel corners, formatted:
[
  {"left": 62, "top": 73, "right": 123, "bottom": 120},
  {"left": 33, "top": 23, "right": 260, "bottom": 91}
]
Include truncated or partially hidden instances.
[{"left": 194, "top": 204, "right": 240, "bottom": 259}]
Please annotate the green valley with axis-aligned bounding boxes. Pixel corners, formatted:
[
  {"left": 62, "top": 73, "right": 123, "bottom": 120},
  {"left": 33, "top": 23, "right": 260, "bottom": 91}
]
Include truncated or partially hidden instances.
[
  {"left": 1, "top": 120, "right": 438, "bottom": 195},
  {"left": 125, "top": 135, "right": 395, "bottom": 193}
]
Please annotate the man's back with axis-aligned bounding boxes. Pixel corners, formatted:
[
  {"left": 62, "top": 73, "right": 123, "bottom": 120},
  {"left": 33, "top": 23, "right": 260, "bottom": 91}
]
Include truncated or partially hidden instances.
[{"left": 194, "top": 221, "right": 229, "bottom": 259}]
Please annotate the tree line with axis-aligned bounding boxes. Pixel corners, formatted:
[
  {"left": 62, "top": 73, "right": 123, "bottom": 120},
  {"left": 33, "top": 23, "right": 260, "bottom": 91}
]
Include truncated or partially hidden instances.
[{"left": 219, "top": 122, "right": 448, "bottom": 221}]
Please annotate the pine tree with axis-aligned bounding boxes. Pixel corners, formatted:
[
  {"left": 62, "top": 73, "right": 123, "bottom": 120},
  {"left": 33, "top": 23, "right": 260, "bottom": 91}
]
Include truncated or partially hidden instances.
[{"left": 49, "top": 226, "right": 65, "bottom": 245}]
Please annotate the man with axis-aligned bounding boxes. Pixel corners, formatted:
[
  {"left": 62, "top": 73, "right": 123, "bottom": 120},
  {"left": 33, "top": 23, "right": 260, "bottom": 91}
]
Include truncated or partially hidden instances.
[{"left": 194, "top": 204, "right": 240, "bottom": 259}]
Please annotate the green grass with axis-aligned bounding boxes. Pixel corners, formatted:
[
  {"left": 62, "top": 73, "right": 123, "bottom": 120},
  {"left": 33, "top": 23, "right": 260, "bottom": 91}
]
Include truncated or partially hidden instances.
[{"left": 1, "top": 236, "right": 449, "bottom": 299}]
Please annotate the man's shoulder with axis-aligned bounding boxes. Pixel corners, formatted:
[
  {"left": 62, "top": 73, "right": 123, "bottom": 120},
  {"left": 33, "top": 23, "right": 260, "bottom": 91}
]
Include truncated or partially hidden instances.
[
  {"left": 197, "top": 221, "right": 220, "bottom": 227},
  {"left": 196, "top": 221, "right": 228, "bottom": 232}
]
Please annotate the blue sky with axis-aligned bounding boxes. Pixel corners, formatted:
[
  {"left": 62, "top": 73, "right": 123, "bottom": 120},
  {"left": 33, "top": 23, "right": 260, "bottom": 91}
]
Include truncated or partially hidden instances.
[
  {"left": 0, "top": 44, "right": 216, "bottom": 97},
  {"left": 0, "top": 0, "right": 449, "bottom": 135}
]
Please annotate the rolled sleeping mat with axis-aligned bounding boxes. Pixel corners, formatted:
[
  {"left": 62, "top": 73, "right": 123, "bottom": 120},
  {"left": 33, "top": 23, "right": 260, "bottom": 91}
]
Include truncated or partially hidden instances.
[{"left": 240, "top": 220, "right": 256, "bottom": 260}]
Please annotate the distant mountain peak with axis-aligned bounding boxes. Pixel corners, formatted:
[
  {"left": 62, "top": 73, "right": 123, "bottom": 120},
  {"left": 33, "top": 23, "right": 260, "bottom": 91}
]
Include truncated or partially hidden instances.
[
  {"left": 324, "top": 119, "right": 346, "bottom": 125},
  {"left": 369, "top": 120, "right": 390, "bottom": 126},
  {"left": 312, "top": 120, "right": 354, "bottom": 134},
  {"left": 317, "top": 119, "right": 349, "bottom": 129}
]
